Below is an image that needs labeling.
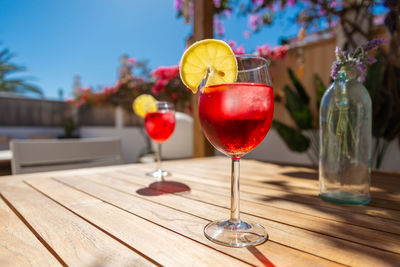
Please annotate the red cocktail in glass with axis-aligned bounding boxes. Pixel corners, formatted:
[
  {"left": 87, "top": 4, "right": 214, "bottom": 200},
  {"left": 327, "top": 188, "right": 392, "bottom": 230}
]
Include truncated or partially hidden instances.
[
  {"left": 199, "top": 82, "right": 274, "bottom": 159},
  {"left": 144, "top": 101, "right": 176, "bottom": 179},
  {"left": 199, "top": 55, "right": 273, "bottom": 247},
  {"left": 145, "top": 111, "right": 176, "bottom": 143}
]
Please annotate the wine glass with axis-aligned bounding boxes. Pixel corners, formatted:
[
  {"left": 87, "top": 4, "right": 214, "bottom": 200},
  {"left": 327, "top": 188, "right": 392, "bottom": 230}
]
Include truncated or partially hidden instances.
[
  {"left": 144, "top": 101, "right": 176, "bottom": 180},
  {"left": 198, "top": 55, "right": 274, "bottom": 247}
]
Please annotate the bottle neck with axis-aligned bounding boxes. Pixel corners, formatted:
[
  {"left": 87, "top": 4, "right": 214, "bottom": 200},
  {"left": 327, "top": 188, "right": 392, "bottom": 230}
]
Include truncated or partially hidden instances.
[{"left": 336, "top": 66, "right": 360, "bottom": 82}]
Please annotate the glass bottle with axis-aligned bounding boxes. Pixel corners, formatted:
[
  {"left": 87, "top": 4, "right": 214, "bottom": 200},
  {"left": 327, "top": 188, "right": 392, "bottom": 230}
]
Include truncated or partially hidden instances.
[{"left": 319, "top": 67, "right": 372, "bottom": 205}]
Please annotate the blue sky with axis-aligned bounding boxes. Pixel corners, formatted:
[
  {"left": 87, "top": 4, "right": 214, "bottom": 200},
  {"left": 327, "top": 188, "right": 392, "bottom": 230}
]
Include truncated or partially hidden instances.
[{"left": 1, "top": 0, "right": 301, "bottom": 99}]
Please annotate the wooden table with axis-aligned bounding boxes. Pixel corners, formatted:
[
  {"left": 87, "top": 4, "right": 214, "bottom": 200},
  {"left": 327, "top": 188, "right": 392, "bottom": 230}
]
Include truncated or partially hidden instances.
[{"left": 1, "top": 157, "right": 399, "bottom": 266}]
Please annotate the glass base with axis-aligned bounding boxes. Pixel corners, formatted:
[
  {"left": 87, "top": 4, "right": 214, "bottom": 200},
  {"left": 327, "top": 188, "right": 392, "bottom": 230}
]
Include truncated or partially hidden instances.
[
  {"left": 320, "top": 191, "right": 370, "bottom": 205},
  {"left": 204, "top": 220, "right": 268, "bottom": 247},
  {"left": 146, "top": 169, "right": 171, "bottom": 179}
]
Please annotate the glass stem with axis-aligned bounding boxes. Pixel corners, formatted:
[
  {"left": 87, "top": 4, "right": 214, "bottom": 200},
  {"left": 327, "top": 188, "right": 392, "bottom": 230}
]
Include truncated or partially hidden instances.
[
  {"left": 230, "top": 158, "right": 241, "bottom": 224},
  {"left": 156, "top": 143, "right": 162, "bottom": 171}
]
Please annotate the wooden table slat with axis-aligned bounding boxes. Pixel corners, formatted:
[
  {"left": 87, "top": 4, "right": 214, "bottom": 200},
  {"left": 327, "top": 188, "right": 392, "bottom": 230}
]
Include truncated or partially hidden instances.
[
  {"left": 166, "top": 160, "right": 400, "bottom": 206},
  {"left": 83, "top": 170, "right": 400, "bottom": 267},
  {"left": 25, "top": 177, "right": 252, "bottom": 267},
  {"left": 133, "top": 166, "right": 400, "bottom": 235},
  {"left": 56, "top": 174, "right": 343, "bottom": 267},
  {"left": 0, "top": 195, "right": 60, "bottom": 266},
  {"left": 1, "top": 157, "right": 400, "bottom": 267},
  {"left": 150, "top": 162, "right": 400, "bottom": 221},
  {"left": 0, "top": 181, "right": 156, "bottom": 266}
]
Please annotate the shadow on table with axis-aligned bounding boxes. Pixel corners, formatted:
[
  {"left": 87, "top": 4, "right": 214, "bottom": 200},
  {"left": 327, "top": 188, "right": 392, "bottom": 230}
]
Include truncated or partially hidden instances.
[
  {"left": 280, "top": 171, "right": 317, "bottom": 180},
  {"left": 247, "top": 246, "right": 276, "bottom": 267},
  {"left": 136, "top": 180, "right": 191, "bottom": 196},
  {"left": 254, "top": 165, "right": 400, "bottom": 265}
]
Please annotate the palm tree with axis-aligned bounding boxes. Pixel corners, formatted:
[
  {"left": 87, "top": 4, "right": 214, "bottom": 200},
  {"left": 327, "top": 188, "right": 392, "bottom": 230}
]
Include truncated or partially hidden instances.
[{"left": 0, "top": 47, "right": 43, "bottom": 96}]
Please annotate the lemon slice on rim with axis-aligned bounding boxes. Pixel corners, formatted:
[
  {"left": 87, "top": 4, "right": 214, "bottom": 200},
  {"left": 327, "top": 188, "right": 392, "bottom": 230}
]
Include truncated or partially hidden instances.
[
  {"left": 179, "top": 39, "right": 237, "bottom": 93},
  {"left": 132, "top": 94, "right": 157, "bottom": 118}
]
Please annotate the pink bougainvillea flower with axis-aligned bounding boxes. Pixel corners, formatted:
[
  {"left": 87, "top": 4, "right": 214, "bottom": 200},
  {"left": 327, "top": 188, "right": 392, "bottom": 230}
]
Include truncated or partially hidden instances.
[
  {"left": 78, "top": 86, "right": 91, "bottom": 93},
  {"left": 151, "top": 66, "right": 179, "bottom": 81},
  {"left": 256, "top": 43, "right": 288, "bottom": 60},
  {"left": 233, "top": 45, "right": 245, "bottom": 55},
  {"left": 102, "top": 86, "right": 110, "bottom": 96},
  {"left": 127, "top": 57, "right": 137, "bottom": 65},
  {"left": 268, "top": 49, "right": 276, "bottom": 60},
  {"left": 227, "top": 40, "right": 237, "bottom": 48},
  {"left": 248, "top": 13, "right": 262, "bottom": 31},
  {"left": 113, "top": 81, "right": 122, "bottom": 92},
  {"left": 226, "top": 40, "right": 245, "bottom": 55},
  {"left": 243, "top": 30, "right": 251, "bottom": 39},
  {"left": 94, "top": 94, "right": 102, "bottom": 106},
  {"left": 275, "top": 45, "right": 288, "bottom": 59},
  {"left": 152, "top": 79, "right": 168, "bottom": 94},
  {"left": 256, "top": 44, "right": 269, "bottom": 57}
]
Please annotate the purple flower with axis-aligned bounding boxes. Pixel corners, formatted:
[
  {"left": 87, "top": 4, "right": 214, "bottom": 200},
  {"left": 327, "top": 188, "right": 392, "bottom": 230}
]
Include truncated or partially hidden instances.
[
  {"left": 365, "top": 56, "right": 377, "bottom": 64},
  {"left": 223, "top": 9, "right": 232, "bottom": 19},
  {"left": 213, "top": 18, "right": 220, "bottom": 28},
  {"left": 213, "top": 0, "right": 221, "bottom": 8},
  {"left": 214, "top": 17, "right": 225, "bottom": 36},
  {"left": 361, "top": 38, "right": 387, "bottom": 52},
  {"left": 331, "top": 39, "right": 385, "bottom": 81},
  {"left": 253, "top": 0, "right": 264, "bottom": 7},
  {"left": 331, "top": 61, "right": 342, "bottom": 79},
  {"left": 174, "top": 0, "right": 183, "bottom": 10},
  {"left": 271, "top": 3, "right": 278, "bottom": 12},
  {"left": 288, "top": 0, "right": 295, "bottom": 6},
  {"left": 356, "top": 63, "right": 367, "bottom": 82},
  {"left": 335, "top": 46, "right": 346, "bottom": 61}
]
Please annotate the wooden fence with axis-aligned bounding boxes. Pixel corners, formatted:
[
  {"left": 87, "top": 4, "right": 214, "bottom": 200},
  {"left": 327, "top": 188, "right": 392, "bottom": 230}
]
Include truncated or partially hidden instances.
[
  {"left": 0, "top": 96, "right": 143, "bottom": 127},
  {"left": 0, "top": 96, "right": 69, "bottom": 127},
  {"left": 271, "top": 25, "right": 388, "bottom": 127}
]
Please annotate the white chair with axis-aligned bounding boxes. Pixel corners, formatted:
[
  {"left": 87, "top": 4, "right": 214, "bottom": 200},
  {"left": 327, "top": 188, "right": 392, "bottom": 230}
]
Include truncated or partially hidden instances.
[
  {"left": 10, "top": 137, "right": 123, "bottom": 174},
  {"left": 152, "top": 112, "right": 193, "bottom": 159}
]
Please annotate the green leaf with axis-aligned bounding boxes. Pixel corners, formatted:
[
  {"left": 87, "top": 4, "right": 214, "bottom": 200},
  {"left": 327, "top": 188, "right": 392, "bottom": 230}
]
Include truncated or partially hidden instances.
[
  {"left": 365, "top": 51, "right": 383, "bottom": 101},
  {"left": 313, "top": 74, "right": 327, "bottom": 109},
  {"left": 0, "top": 46, "right": 43, "bottom": 96},
  {"left": 283, "top": 85, "right": 304, "bottom": 110},
  {"left": 283, "top": 85, "right": 313, "bottom": 130},
  {"left": 381, "top": 64, "right": 400, "bottom": 141},
  {"left": 288, "top": 68, "right": 309, "bottom": 104},
  {"left": 272, "top": 120, "right": 310, "bottom": 152}
]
